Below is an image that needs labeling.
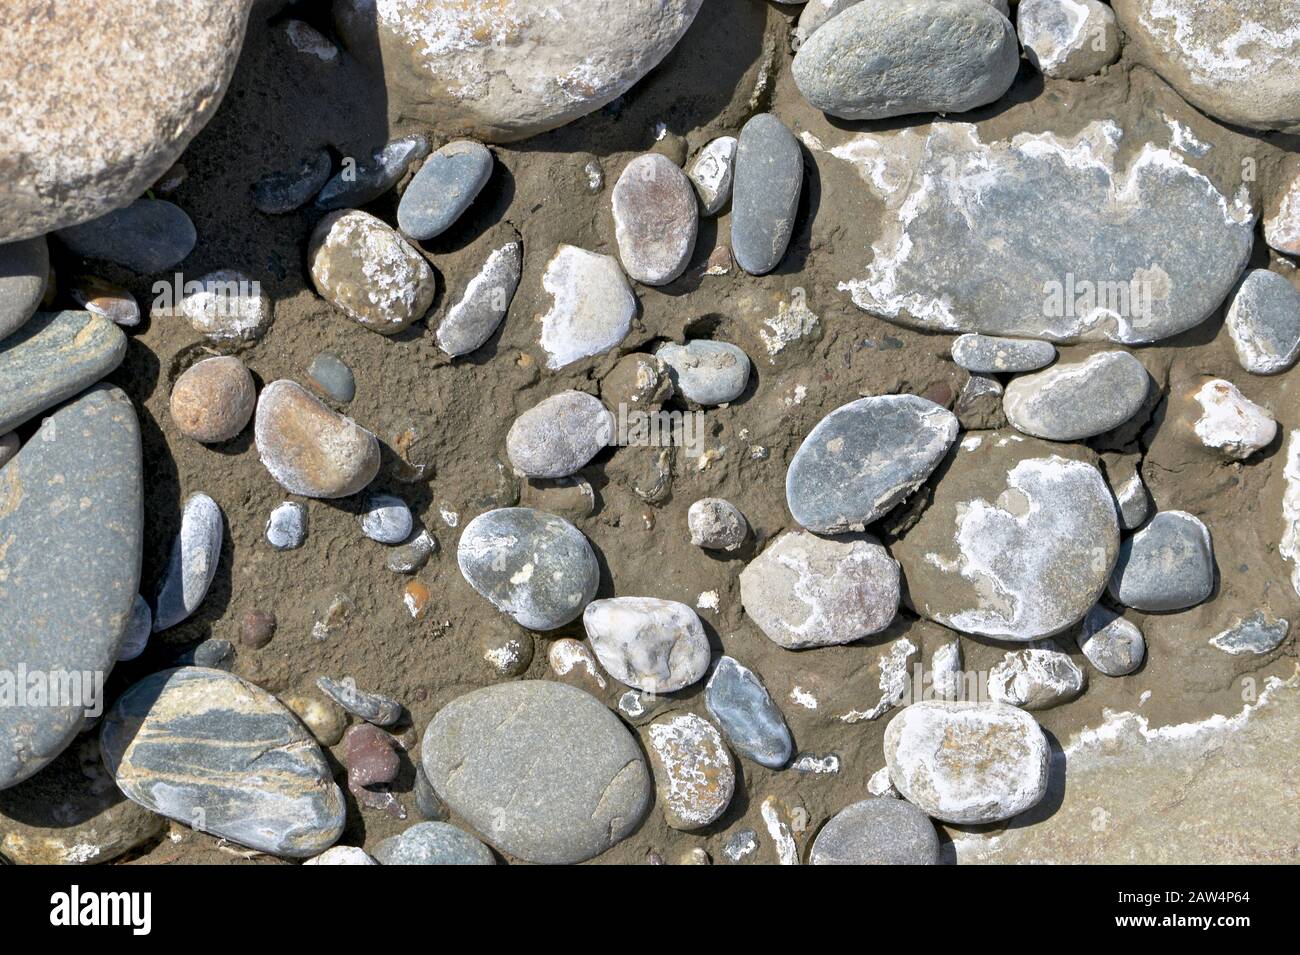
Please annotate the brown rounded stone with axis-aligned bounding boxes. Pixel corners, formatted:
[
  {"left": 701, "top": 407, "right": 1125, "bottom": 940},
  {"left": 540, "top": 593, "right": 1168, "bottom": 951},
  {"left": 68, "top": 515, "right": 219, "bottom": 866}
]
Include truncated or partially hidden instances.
[
  {"left": 240, "top": 608, "right": 277, "bottom": 648},
  {"left": 254, "top": 379, "right": 380, "bottom": 498},
  {"left": 169, "top": 355, "right": 256, "bottom": 443}
]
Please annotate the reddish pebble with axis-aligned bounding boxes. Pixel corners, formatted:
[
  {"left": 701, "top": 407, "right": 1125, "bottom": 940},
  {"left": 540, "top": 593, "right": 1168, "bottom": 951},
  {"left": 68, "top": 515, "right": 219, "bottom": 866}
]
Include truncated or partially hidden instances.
[
  {"left": 170, "top": 356, "right": 256, "bottom": 443},
  {"left": 344, "top": 724, "right": 400, "bottom": 788},
  {"left": 240, "top": 608, "right": 277, "bottom": 648}
]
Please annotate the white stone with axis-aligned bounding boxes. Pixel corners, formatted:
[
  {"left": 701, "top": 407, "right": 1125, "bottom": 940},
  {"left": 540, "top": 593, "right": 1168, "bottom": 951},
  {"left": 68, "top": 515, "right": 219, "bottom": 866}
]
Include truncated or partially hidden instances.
[
  {"left": 537, "top": 245, "right": 635, "bottom": 369},
  {"left": 989, "top": 648, "right": 1086, "bottom": 710},
  {"left": 582, "top": 597, "right": 710, "bottom": 693},
  {"left": 1192, "top": 379, "right": 1276, "bottom": 459},
  {"left": 688, "top": 137, "right": 737, "bottom": 216}
]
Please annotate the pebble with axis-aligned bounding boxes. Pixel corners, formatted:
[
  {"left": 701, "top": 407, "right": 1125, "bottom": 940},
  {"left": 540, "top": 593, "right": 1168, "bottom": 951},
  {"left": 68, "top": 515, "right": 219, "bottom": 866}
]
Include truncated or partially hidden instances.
[
  {"left": 0, "top": 310, "right": 126, "bottom": 435},
  {"left": 457, "top": 507, "right": 599, "bottom": 630},
  {"left": 1078, "top": 605, "right": 1146, "bottom": 676},
  {"left": 317, "top": 676, "right": 403, "bottom": 726},
  {"left": 178, "top": 638, "right": 234, "bottom": 671},
  {"left": 1191, "top": 379, "right": 1276, "bottom": 459},
  {"left": 894, "top": 439, "right": 1120, "bottom": 641},
  {"left": 373, "top": 822, "right": 496, "bottom": 865},
  {"left": 100, "top": 667, "right": 346, "bottom": 858},
  {"left": 304, "top": 846, "right": 378, "bottom": 866},
  {"left": 1264, "top": 171, "right": 1300, "bottom": 256},
  {"left": 867, "top": 766, "right": 899, "bottom": 798},
  {"left": 520, "top": 476, "right": 597, "bottom": 521},
  {"left": 360, "top": 493, "right": 414, "bottom": 544},
  {"left": 251, "top": 148, "right": 333, "bottom": 214},
  {"left": 421, "top": 681, "right": 651, "bottom": 864},
  {"left": 309, "top": 209, "right": 437, "bottom": 335},
  {"left": 740, "top": 531, "right": 899, "bottom": 649},
  {"left": 172, "top": 269, "right": 273, "bottom": 341},
  {"left": 282, "top": 693, "right": 347, "bottom": 747},
  {"left": 55, "top": 199, "right": 195, "bottom": 273},
  {"left": 265, "top": 501, "right": 308, "bottom": 550},
  {"left": 307, "top": 352, "right": 356, "bottom": 403},
  {"left": 688, "top": 136, "right": 737, "bottom": 215},
  {"left": 537, "top": 244, "right": 635, "bottom": 369},
  {"left": 785, "top": 394, "right": 958, "bottom": 533},
  {"left": 343, "top": 724, "right": 399, "bottom": 788},
  {"left": 644, "top": 712, "right": 735, "bottom": 830},
  {"left": 397, "top": 140, "right": 493, "bottom": 241},
  {"left": 387, "top": 530, "right": 436, "bottom": 574},
  {"left": 1108, "top": 511, "right": 1215, "bottom": 612},
  {"left": 118, "top": 595, "right": 152, "bottom": 662},
  {"left": 989, "top": 648, "right": 1087, "bottom": 710},
  {"left": 506, "top": 391, "right": 614, "bottom": 478},
  {"left": 723, "top": 828, "right": 759, "bottom": 863},
  {"left": 413, "top": 767, "right": 450, "bottom": 822},
  {"left": 0, "top": 235, "right": 47, "bottom": 337},
  {"left": 731, "top": 113, "right": 803, "bottom": 275},
  {"left": 582, "top": 597, "right": 711, "bottom": 693},
  {"left": 480, "top": 628, "right": 533, "bottom": 677},
  {"left": 655, "top": 340, "right": 751, "bottom": 406},
  {"left": 314, "top": 134, "right": 430, "bottom": 210},
  {"left": 793, "top": 752, "right": 841, "bottom": 775},
  {"left": 688, "top": 498, "right": 748, "bottom": 551},
  {"left": 435, "top": 240, "right": 522, "bottom": 357},
  {"left": 169, "top": 356, "right": 256, "bottom": 444},
  {"left": 255, "top": 379, "right": 381, "bottom": 499},
  {"left": 1018, "top": 0, "right": 1120, "bottom": 79},
  {"left": 884, "top": 700, "right": 1051, "bottom": 824},
  {"left": 68, "top": 274, "right": 140, "bottom": 327},
  {"left": 1111, "top": 468, "right": 1151, "bottom": 531},
  {"left": 153, "top": 492, "right": 222, "bottom": 632},
  {"left": 704, "top": 656, "right": 793, "bottom": 769},
  {"left": 1003, "top": 352, "right": 1150, "bottom": 441},
  {"left": 951, "top": 334, "right": 1056, "bottom": 373},
  {"left": 602, "top": 353, "right": 675, "bottom": 410},
  {"left": 1210, "top": 612, "right": 1289, "bottom": 656},
  {"left": 402, "top": 580, "right": 432, "bottom": 620},
  {"left": 612, "top": 153, "right": 698, "bottom": 286},
  {"left": 955, "top": 373, "right": 1006, "bottom": 430},
  {"left": 792, "top": 0, "right": 1019, "bottom": 120},
  {"left": 240, "top": 608, "right": 277, "bottom": 649},
  {"left": 809, "top": 798, "right": 940, "bottom": 865},
  {"left": 548, "top": 638, "right": 609, "bottom": 693},
  {"left": 1226, "top": 270, "right": 1300, "bottom": 375}
]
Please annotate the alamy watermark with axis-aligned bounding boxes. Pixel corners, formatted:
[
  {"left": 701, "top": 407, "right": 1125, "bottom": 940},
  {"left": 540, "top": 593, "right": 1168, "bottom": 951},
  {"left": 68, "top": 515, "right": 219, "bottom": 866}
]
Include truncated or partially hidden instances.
[
  {"left": 608, "top": 403, "right": 706, "bottom": 458},
  {"left": 0, "top": 665, "right": 104, "bottom": 717},
  {"left": 1043, "top": 272, "right": 1154, "bottom": 322},
  {"left": 151, "top": 272, "right": 262, "bottom": 317}
]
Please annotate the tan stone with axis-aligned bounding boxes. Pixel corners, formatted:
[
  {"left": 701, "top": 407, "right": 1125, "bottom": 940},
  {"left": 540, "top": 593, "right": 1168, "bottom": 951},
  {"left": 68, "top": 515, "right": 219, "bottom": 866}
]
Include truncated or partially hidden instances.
[
  {"left": 254, "top": 380, "right": 380, "bottom": 498},
  {"left": 169, "top": 356, "right": 256, "bottom": 444}
]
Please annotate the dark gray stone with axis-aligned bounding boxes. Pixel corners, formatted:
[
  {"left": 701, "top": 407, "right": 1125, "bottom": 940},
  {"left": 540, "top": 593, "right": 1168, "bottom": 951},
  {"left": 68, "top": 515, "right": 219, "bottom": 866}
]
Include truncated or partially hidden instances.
[
  {"left": 307, "top": 352, "right": 356, "bottom": 403},
  {"left": 55, "top": 199, "right": 196, "bottom": 273},
  {"left": 100, "top": 667, "right": 346, "bottom": 858},
  {"left": 1108, "top": 511, "right": 1214, "bottom": 612},
  {"left": 704, "top": 656, "right": 793, "bottom": 769},
  {"left": 386, "top": 531, "right": 435, "bottom": 574},
  {"left": 421, "top": 681, "right": 651, "bottom": 864},
  {"left": 397, "top": 140, "right": 493, "bottom": 241},
  {"left": 785, "top": 394, "right": 958, "bottom": 533},
  {"left": 952, "top": 334, "right": 1056, "bottom": 373},
  {"left": 251, "top": 148, "right": 333, "bottom": 214},
  {"left": 655, "top": 340, "right": 751, "bottom": 406},
  {"left": 1226, "top": 269, "right": 1300, "bottom": 375},
  {"left": 153, "top": 492, "right": 222, "bottom": 632},
  {"left": 172, "top": 638, "right": 234, "bottom": 671},
  {"left": 435, "top": 241, "right": 522, "bottom": 357},
  {"left": 314, "top": 134, "right": 430, "bottom": 210},
  {"left": 0, "top": 311, "right": 127, "bottom": 434},
  {"left": 810, "top": 797, "right": 940, "bottom": 865},
  {"left": 373, "top": 822, "right": 495, "bottom": 865},
  {"left": 413, "top": 766, "right": 449, "bottom": 821},
  {"left": 1003, "top": 351, "right": 1150, "bottom": 441},
  {"left": 792, "top": 0, "right": 1019, "bottom": 120},
  {"left": 731, "top": 113, "right": 803, "bottom": 276},
  {"left": 1210, "top": 611, "right": 1289, "bottom": 656},
  {"left": 0, "top": 235, "right": 48, "bottom": 339},
  {"left": 316, "top": 675, "right": 402, "bottom": 726},
  {"left": 457, "top": 508, "right": 599, "bottom": 630},
  {"left": 118, "top": 596, "right": 152, "bottom": 662},
  {"left": 0, "top": 385, "right": 141, "bottom": 789},
  {"left": 506, "top": 391, "right": 614, "bottom": 479}
]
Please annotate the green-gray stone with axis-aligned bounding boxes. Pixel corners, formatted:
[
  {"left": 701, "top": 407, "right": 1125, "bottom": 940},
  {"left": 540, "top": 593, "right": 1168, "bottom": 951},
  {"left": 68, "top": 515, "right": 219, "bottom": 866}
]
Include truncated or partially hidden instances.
[{"left": 372, "top": 822, "right": 495, "bottom": 865}]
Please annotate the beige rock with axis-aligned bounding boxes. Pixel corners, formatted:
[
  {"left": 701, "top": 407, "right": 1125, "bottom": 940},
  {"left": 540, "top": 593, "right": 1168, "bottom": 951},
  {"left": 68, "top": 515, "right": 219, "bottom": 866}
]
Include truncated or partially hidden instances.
[
  {"left": 170, "top": 356, "right": 256, "bottom": 444},
  {"left": 254, "top": 380, "right": 380, "bottom": 499},
  {"left": 644, "top": 712, "right": 735, "bottom": 830}
]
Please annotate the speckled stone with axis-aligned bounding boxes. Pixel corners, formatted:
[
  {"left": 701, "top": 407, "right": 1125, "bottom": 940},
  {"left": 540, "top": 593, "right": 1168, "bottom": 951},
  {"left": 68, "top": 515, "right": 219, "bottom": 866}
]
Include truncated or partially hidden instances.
[
  {"left": 118, "top": 595, "right": 152, "bottom": 662},
  {"left": 655, "top": 340, "right": 751, "bottom": 406},
  {"left": 421, "top": 681, "right": 652, "bottom": 864},
  {"left": 1078, "top": 605, "right": 1146, "bottom": 675},
  {"left": 457, "top": 507, "right": 599, "bottom": 631},
  {"left": 435, "top": 240, "right": 522, "bottom": 357},
  {"left": 688, "top": 136, "right": 737, "bottom": 216},
  {"left": 56, "top": 199, "right": 196, "bottom": 273},
  {"left": 583, "top": 597, "right": 710, "bottom": 693},
  {"left": 785, "top": 394, "right": 958, "bottom": 533},
  {"left": 0, "top": 385, "right": 141, "bottom": 790},
  {"left": 1108, "top": 510, "right": 1214, "bottom": 612},
  {"left": 537, "top": 245, "right": 635, "bottom": 369},
  {"left": 951, "top": 334, "right": 1056, "bottom": 373},
  {"left": 612, "top": 153, "right": 698, "bottom": 286},
  {"left": 307, "top": 352, "right": 356, "bottom": 403},
  {"left": 169, "top": 356, "right": 256, "bottom": 444},
  {"left": 1226, "top": 270, "right": 1300, "bottom": 375},
  {"left": 989, "top": 648, "right": 1086, "bottom": 710},
  {"left": 644, "top": 712, "right": 735, "bottom": 830},
  {"left": 398, "top": 140, "right": 493, "bottom": 241},
  {"left": 0, "top": 310, "right": 126, "bottom": 434},
  {"left": 316, "top": 676, "right": 402, "bottom": 726},
  {"left": 304, "top": 845, "right": 377, "bottom": 865},
  {"left": 810, "top": 798, "right": 940, "bottom": 865},
  {"left": 731, "top": 113, "right": 803, "bottom": 276},
  {"left": 373, "top": 822, "right": 496, "bottom": 865},
  {"left": 153, "top": 492, "right": 222, "bottom": 632},
  {"left": 0, "top": 235, "right": 48, "bottom": 338},
  {"left": 360, "top": 493, "right": 413, "bottom": 544},
  {"left": 254, "top": 380, "right": 381, "bottom": 499},
  {"left": 314, "top": 134, "right": 429, "bottom": 210},
  {"left": 1210, "top": 611, "right": 1289, "bottom": 656},
  {"left": 170, "top": 269, "right": 273, "bottom": 341},
  {"left": 1003, "top": 352, "right": 1150, "bottom": 441},
  {"left": 265, "top": 501, "right": 308, "bottom": 551},
  {"left": 100, "top": 667, "right": 346, "bottom": 858},
  {"left": 688, "top": 498, "right": 748, "bottom": 551},
  {"left": 506, "top": 390, "right": 614, "bottom": 479},
  {"left": 704, "top": 656, "right": 793, "bottom": 769}
]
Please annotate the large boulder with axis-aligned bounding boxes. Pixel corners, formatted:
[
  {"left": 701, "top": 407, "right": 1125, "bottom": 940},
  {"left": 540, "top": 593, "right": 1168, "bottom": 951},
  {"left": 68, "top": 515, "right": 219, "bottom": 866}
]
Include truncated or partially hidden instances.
[{"left": 0, "top": 0, "right": 254, "bottom": 242}]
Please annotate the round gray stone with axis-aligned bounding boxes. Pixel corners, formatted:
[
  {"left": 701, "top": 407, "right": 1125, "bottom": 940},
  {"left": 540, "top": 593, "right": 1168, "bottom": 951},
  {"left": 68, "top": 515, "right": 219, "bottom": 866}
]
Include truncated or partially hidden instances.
[
  {"left": 1226, "top": 270, "right": 1300, "bottom": 375},
  {"left": 810, "top": 798, "right": 940, "bottom": 865},
  {"left": 265, "top": 501, "right": 308, "bottom": 551},
  {"left": 506, "top": 391, "right": 614, "bottom": 479},
  {"left": 1108, "top": 510, "right": 1215, "bottom": 612},
  {"left": 372, "top": 822, "right": 495, "bottom": 865},
  {"left": 55, "top": 199, "right": 196, "bottom": 273},
  {"left": 655, "top": 340, "right": 751, "bottom": 406},
  {"left": 1003, "top": 351, "right": 1150, "bottom": 441},
  {"left": 0, "top": 235, "right": 48, "bottom": 339},
  {"left": 360, "top": 493, "right": 413, "bottom": 544},
  {"left": 612, "top": 154, "right": 698, "bottom": 285},
  {"left": 397, "top": 140, "right": 493, "bottom": 242},
  {"left": 952, "top": 334, "right": 1056, "bottom": 373},
  {"left": 1078, "top": 605, "right": 1146, "bottom": 676},
  {"left": 704, "top": 656, "right": 793, "bottom": 769},
  {"left": 731, "top": 113, "right": 803, "bottom": 276},
  {"left": 307, "top": 352, "right": 356, "bottom": 403}
]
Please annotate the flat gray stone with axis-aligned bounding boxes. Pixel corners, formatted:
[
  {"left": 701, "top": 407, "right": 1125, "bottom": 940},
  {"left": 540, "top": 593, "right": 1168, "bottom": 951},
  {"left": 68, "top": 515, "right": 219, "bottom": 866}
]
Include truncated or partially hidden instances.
[
  {"left": 1108, "top": 510, "right": 1214, "bottom": 612},
  {"left": 835, "top": 121, "right": 1255, "bottom": 344},
  {"left": 372, "top": 822, "right": 495, "bottom": 865},
  {"left": 952, "top": 334, "right": 1056, "bottom": 373},
  {"left": 457, "top": 507, "right": 599, "bottom": 631},
  {"left": 1018, "top": 0, "right": 1120, "bottom": 80},
  {"left": 316, "top": 676, "right": 403, "bottom": 726},
  {"left": 153, "top": 492, "right": 222, "bottom": 632},
  {"left": 793, "top": 0, "right": 1019, "bottom": 120},
  {"left": 582, "top": 597, "right": 710, "bottom": 693},
  {"left": 655, "top": 340, "right": 751, "bottom": 406},
  {"left": 0, "top": 384, "right": 141, "bottom": 789},
  {"left": 506, "top": 391, "right": 614, "bottom": 479},
  {"left": 0, "top": 236, "right": 48, "bottom": 339},
  {"left": 1078, "top": 605, "right": 1146, "bottom": 675},
  {"left": 612, "top": 154, "right": 698, "bottom": 285},
  {"left": 397, "top": 140, "right": 493, "bottom": 241},
  {"left": 100, "top": 667, "right": 346, "bottom": 858},
  {"left": 56, "top": 199, "right": 196, "bottom": 273},
  {"left": 1226, "top": 270, "right": 1300, "bottom": 375},
  {"left": 785, "top": 394, "right": 958, "bottom": 533},
  {"left": 1210, "top": 611, "right": 1289, "bottom": 656},
  {"left": 810, "top": 798, "right": 940, "bottom": 865},
  {"left": 436, "top": 241, "right": 522, "bottom": 357},
  {"left": 1003, "top": 351, "right": 1150, "bottom": 441},
  {"left": 0, "top": 310, "right": 127, "bottom": 435},
  {"left": 704, "top": 656, "right": 793, "bottom": 769},
  {"left": 314, "top": 134, "right": 429, "bottom": 210},
  {"left": 732, "top": 113, "right": 803, "bottom": 276},
  {"left": 421, "top": 681, "right": 651, "bottom": 864},
  {"left": 740, "top": 531, "right": 899, "bottom": 649}
]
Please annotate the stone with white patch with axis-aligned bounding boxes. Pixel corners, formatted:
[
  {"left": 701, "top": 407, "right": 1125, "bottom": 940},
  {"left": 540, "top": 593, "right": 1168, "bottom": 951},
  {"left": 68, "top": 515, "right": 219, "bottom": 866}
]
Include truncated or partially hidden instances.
[
  {"left": 1265, "top": 170, "right": 1300, "bottom": 257},
  {"left": 1225, "top": 270, "right": 1300, "bottom": 375},
  {"left": 1110, "top": 468, "right": 1151, "bottom": 531},
  {"left": 266, "top": 501, "right": 308, "bottom": 551},
  {"left": 435, "top": 240, "right": 522, "bottom": 357},
  {"left": 582, "top": 597, "right": 710, "bottom": 694},
  {"left": 952, "top": 334, "right": 1056, "bottom": 373},
  {"left": 1003, "top": 352, "right": 1150, "bottom": 441},
  {"left": 547, "top": 638, "right": 608, "bottom": 693},
  {"left": 644, "top": 712, "right": 735, "bottom": 830},
  {"left": 153, "top": 493, "right": 223, "bottom": 632},
  {"left": 688, "top": 497, "right": 749, "bottom": 551},
  {"left": 1108, "top": 511, "right": 1214, "bottom": 612},
  {"left": 1191, "top": 379, "right": 1276, "bottom": 460},
  {"left": 1210, "top": 612, "right": 1289, "bottom": 656},
  {"left": 867, "top": 765, "right": 899, "bottom": 798},
  {"left": 612, "top": 154, "right": 698, "bottom": 286},
  {"left": 989, "top": 648, "right": 1086, "bottom": 710},
  {"left": 687, "top": 137, "right": 737, "bottom": 216},
  {"left": 169, "top": 270, "right": 272, "bottom": 341},
  {"left": 655, "top": 340, "right": 751, "bottom": 406},
  {"left": 536, "top": 245, "right": 635, "bottom": 369},
  {"left": 1078, "top": 605, "right": 1146, "bottom": 676},
  {"left": 506, "top": 390, "right": 614, "bottom": 479},
  {"left": 705, "top": 657, "right": 793, "bottom": 769},
  {"left": 1018, "top": 0, "right": 1119, "bottom": 80},
  {"left": 740, "top": 531, "right": 899, "bottom": 650},
  {"left": 1282, "top": 431, "right": 1300, "bottom": 600},
  {"left": 810, "top": 798, "right": 940, "bottom": 865},
  {"left": 304, "top": 846, "right": 377, "bottom": 865},
  {"left": 930, "top": 638, "right": 964, "bottom": 701}
]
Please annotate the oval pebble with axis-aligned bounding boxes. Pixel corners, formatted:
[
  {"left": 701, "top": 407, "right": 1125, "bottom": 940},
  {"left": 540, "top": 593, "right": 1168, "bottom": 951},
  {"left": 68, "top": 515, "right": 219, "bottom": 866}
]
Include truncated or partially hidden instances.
[
  {"left": 0, "top": 235, "right": 47, "bottom": 338},
  {"left": 251, "top": 148, "right": 333, "bottom": 214},
  {"left": 373, "top": 822, "right": 496, "bottom": 865},
  {"left": 117, "top": 595, "right": 152, "bottom": 662},
  {"left": 172, "top": 269, "right": 273, "bottom": 341},
  {"left": 316, "top": 676, "right": 403, "bottom": 726},
  {"left": 612, "top": 153, "right": 698, "bottom": 286},
  {"left": 1108, "top": 510, "right": 1214, "bottom": 612},
  {"left": 655, "top": 340, "right": 751, "bottom": 406},
  {"left": 1226, "top": 270, "right": 1300, "bottom": 375},
  {"left": 951, "top": 334, "right": 1056, "bottom": 373},
  {"left": 582, "top": 597, "right": 711, "bottom": 693},
  {"left": 169, "top": 356, "right": 255, "bottom": 444},
  {"left": 255, "top": 380, "right": 381, "bottom": 499},
  {"left": 1078, "top": 605, "right": 1146, "bottom": 676},
  {"left": 688, "top": 498, "right": 748, "bottom": 551},
  {"left": 315, "top": 134, "right": 430, "bottom": 210},
  {"left": 360, "top": 493, "right": 414, "bottom": 544},
  {"left": 307, "top": 352, "right": 356, "bottom": 403},
  {"left": 56, "top": 199, "right": 196, "bottom": 273},
  {"left": 1003, "top": 351, "right": 1150, "bottom": 441},
  {"left": 68, "top": 273, "right": 140, "bottom": 327},
  {"left": 810, "top": 798, "right": 940, "bottom": 865},
  {"left": 435, "top": 240, "right": 522, "bottom": 357},
  {"left": 731, "top": 113, "right": 802, "bottom": 276},
  {"left": 704, "top": 656, "right": 793, "bottom": 769},
  {"left": 506, "top": 390, "right": 614, "bottom": 479},
  {"left": 397, "top": 140, "right": 493, "bottom": 241},
  {"left": 304, "top": 846, "right": 378, "bottom": 866},
  {"left": 153, "top": 492, "right": 222, "bottom": 632},
  {"left": 644, "top": 712, "right": 735, "bottom": 830}
]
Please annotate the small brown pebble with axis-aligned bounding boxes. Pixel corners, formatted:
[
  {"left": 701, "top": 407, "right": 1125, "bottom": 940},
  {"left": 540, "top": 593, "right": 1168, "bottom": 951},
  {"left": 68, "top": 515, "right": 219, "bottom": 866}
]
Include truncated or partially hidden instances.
[
  {"left": 69, "top": 274, "right": 141, "bottom": 327},
  {"left": 255, "top": 380, "right": 380, "bottom": 498},
  {"left": 705, "top": 245, "right": 732, "bottom": 276},
  {"left": 170, "top": 356, "right": 256, "bottom": 443},
  {"left": 920, "top": 381, "right": 955, "bottom": 410},
  {"left": 240, "top": 608, "right": 276, "bottom": 648},
  {"left": 343, "top": 724, "right": 400, "bottom": 788},
  {"left": 402, "top": 580, "right": 431, "bottom": 620}
]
